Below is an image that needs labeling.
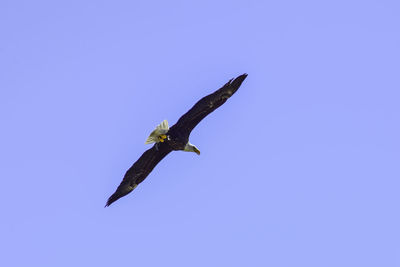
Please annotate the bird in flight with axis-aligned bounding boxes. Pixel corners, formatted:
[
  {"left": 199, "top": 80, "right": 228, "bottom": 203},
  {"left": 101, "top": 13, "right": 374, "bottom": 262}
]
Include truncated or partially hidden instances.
[{"left": 105, "top": 73, "right": 248, "bottom": 206}]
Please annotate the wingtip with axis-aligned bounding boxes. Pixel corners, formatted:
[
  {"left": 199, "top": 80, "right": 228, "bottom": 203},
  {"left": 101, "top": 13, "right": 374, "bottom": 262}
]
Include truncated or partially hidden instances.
[
  {"left": 104, "top": 197, "right": 115, "bottom": 207},
  {"left": 228, "top": 73, "right": 248, "bottom": 89},
  {"left": 104, "top": 191, "right": 122, "bottom": 207},
  {"left": 236, "top": 73, "right": 248, "bottom": 81},
  {"left": 104, "top": 183, "right": 137, "bottom": 207}
]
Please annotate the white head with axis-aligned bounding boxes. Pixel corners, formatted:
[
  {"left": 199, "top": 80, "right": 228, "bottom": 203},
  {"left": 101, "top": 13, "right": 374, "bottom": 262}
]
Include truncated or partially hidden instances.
[{"left": 184, "top": 142, "right": 200, "bottom": 155}]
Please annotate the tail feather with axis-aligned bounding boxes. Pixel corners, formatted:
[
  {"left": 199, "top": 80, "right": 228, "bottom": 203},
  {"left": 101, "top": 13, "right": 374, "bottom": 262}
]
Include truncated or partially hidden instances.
[{"left": 145, "top": 119, "right": 169, "bottom": 144}]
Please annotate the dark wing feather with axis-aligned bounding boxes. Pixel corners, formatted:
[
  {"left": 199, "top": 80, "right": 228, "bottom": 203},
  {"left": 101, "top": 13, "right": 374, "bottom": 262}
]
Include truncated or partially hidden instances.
[
  {"left": 105, "top": 144, "right": 172, "bottom": 207},
  {"left": 171, "top": 73, "right": 247, "bottom": 136}
]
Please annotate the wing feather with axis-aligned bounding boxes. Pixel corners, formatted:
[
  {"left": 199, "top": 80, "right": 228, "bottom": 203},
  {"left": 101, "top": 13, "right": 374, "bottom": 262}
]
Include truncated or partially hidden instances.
[
  {"left": 171, "top": 74, "right": 247, "bottom": 136},
  {"left": 105, "top": 144, "right": 172, "bottom": 207}
]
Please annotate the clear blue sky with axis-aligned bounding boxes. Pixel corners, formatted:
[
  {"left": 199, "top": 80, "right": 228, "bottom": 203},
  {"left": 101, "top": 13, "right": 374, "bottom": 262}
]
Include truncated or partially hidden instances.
[{"left": 1, "top": 0, "right": 399, "bottom": 266}]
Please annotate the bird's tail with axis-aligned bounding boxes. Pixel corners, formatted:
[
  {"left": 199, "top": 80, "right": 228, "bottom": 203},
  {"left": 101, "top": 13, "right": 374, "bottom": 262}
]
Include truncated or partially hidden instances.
[{"left": 145, "top": 119, "right": 169, "bottom": 144}]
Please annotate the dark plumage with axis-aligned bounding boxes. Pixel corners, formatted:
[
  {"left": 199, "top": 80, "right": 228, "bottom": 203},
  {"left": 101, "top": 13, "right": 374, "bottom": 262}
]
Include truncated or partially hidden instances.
[{"left": 105, "top": 74, "right": 247, "bottom": 206}]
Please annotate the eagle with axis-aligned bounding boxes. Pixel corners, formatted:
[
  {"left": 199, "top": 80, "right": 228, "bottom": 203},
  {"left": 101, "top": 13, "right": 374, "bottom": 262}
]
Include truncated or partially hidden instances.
[{"left": 105, "top": 73, "right": 248, "bottom": 206}]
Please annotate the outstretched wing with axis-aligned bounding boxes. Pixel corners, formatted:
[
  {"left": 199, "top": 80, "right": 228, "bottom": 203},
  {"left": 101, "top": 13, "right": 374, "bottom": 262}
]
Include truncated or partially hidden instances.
[
  {"left": 105, "top": 143, "right": 172, "bottom": 207},
  {"left": 171, "top": 74, "right": 247, "bottom": 136}
]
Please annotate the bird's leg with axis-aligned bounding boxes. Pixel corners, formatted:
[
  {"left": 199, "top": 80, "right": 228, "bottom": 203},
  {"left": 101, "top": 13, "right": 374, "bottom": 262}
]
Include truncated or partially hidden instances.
[{"left": 158, "top": 134, "right": 167, "bottom": 142}]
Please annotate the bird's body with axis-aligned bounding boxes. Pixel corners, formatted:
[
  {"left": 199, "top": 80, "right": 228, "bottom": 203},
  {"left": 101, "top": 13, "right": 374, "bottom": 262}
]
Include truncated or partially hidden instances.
[{"left": 105, "top": 74, "right": 248, "bottom": 206}]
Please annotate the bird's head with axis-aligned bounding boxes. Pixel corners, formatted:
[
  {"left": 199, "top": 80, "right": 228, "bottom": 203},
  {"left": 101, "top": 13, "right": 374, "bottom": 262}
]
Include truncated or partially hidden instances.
[{"left": 184, "top": 142, "right": 200, "bottom": 155}]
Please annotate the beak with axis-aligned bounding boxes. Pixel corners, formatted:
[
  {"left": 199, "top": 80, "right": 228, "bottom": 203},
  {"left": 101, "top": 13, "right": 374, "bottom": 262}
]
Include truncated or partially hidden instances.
[{"left": 193, "top": 147, "right": 201, "bottom": 155}]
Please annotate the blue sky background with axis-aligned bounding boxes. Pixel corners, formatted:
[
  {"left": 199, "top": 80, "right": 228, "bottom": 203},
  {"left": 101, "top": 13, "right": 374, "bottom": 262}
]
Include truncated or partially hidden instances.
[{"left": 1, "top": 0, "right": 399, "bottom": 266}]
